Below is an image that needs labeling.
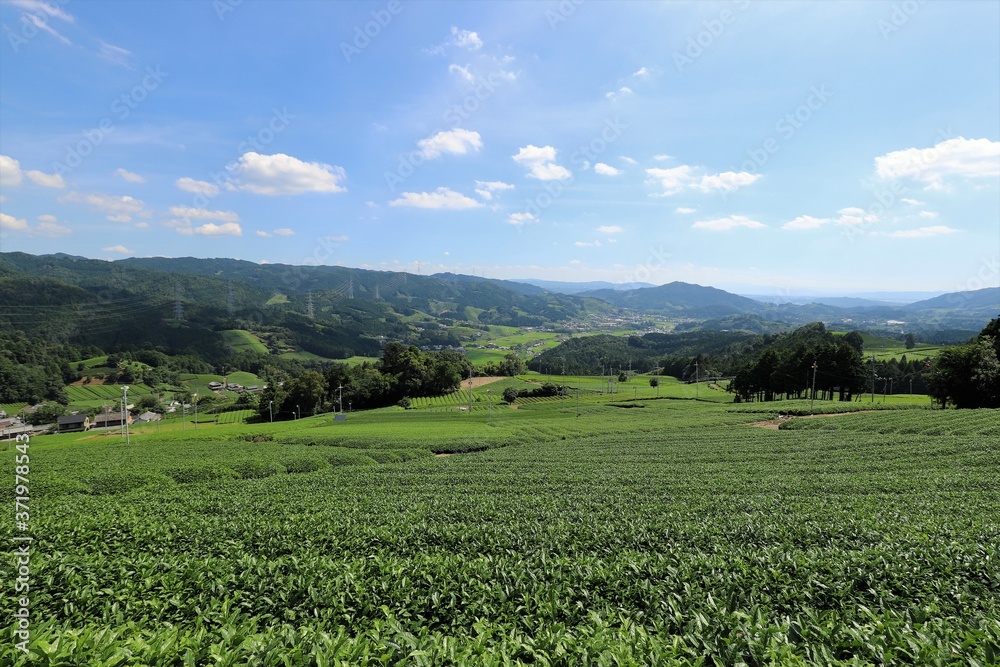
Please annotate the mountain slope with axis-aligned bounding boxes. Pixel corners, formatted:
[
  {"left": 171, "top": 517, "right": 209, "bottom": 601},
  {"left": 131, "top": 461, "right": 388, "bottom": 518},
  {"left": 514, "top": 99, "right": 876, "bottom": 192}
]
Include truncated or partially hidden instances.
[{"left": 582, "top": 281, "right": 763, "bottom": 317}]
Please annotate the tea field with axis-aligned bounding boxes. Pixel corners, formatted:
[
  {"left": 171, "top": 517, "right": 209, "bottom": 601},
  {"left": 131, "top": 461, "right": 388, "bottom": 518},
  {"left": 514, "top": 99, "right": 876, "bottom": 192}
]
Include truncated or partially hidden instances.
[{"left": 2, "top": 394, "right": 998, "bottom": 665}]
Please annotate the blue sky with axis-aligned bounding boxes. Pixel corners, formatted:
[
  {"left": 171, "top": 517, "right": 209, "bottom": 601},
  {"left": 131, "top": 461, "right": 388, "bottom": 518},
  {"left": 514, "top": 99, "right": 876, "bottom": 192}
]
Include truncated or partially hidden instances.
[{"left": 0, "top": 0, "right": 998, "bottom": 296}]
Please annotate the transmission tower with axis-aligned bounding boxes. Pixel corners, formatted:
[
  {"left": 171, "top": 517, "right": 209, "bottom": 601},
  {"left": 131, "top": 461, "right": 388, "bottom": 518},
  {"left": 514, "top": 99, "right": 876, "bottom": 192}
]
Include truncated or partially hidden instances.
[
  {"left": 374, "top": 284, "right": 381, "bottom": 300},
  {"left": 347, "top": 278, "right": 354, "bottom": 299},
  {"left": 227, "top": 279, "right": 234, "bottom": 314},
  {"left": 174, "top": 283, "right": 185, "bottom": 320},
  {"left": 306, "top": 290, "right": 315, "bottom": 319}
]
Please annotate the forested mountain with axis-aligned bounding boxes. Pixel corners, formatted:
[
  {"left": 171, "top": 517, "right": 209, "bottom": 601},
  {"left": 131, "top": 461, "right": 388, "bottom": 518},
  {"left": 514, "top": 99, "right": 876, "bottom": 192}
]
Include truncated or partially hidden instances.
[{"left": 581, "top": 281, "right": 762, "bottom": 317}]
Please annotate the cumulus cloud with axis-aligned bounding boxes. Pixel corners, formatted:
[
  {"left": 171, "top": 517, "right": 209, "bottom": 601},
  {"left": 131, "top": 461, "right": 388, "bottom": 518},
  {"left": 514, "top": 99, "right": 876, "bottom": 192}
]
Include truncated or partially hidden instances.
[
  {"left": 507, "top": 212, "right": 537, "bottom": 226},
  {"left": 229, "top": 152, "right": 346, "bottom": 195},
  {"left": 513, "top": 145, "right": 571, "bottom": 181},
  {"left": 116, "top": 168, "right": 146, "bottom": 183},
  {"left": 0, "top": 155, "right": 22, "bottom": 187},
  {"left": 451, "top": 26, "right": 482, "bottom": 50},
  {"left": 692, "top": 215, "right": 766, "bottom": 231},
  {"left": 389, "top": 187, "right": 483, "bottom": 209},
  {"left": 0, "top": 212, "right": 28, "bottom": 231},
  {"left": 168, "top": 206, "right": 239, "bottom": 223},
  {"left": 605, "top": 86, "right": 633, "bottom": 101},
  {"left": 633, "top": 67, "right": 650, "bottom": 77},
  {"left": 180, "top": 222, "right": 243, "bottom": 237},
  {"left": 103, "top": 245, "right": 133, "bottom": 254},
  {"left": 901, "top": 197, "right": 926, "bottom": 206},
  {"left": 60, "top": 191, "right": 145, "bottom": 221},
  {"left": 594, "top": 163, "right": 622, "bottom": 176},
  {"left": 176, "top": 177, "right": 219, "bottom": 196},
  {"left": 620, "top": 156, "right": 638, "bottom": 165},
  {"left": 255, "top": 231, "right": 271, "bottom": 238},
  {"left": 918, "top": 210, "right": 939, "bottom": 219},
  {"left": 647, "top": 166, "right": 761, "bottom": 196},
  {"left": 674, "top": 207, "right": 696, "bottom": 214},
  {"left": 474, "top": 180, "right": 514, "bottom": 200},
  {"left": 574, "top": 240, "right": 602, "bottom": 247},
  {"left": 653, "top": 154, "right": 673, "bottom": 161},
  {"left": 167, "top": 207, "right": 242, "bottom": 236},
  {"left": 448, "top": 63, "right": 475, "bottom": 83},
  {"left": 273, "top": 228, "right": 294, "bottom": 236},
  {"left": 875, "top": 137, "right": 1000, "bottom": 190},
  {"left": 418, "top": 128, "right": 482, "bottom": 159},
  {"left": 783, "top": 215, "right": 831, "bottom": 230},
  {"left": 888, "top": 225, "right": 959, "bottom": 238},
  {"left": 25, "top": 170, "right": 66, "bottom": 188},
  {"left": 597, "top": 225, "right": 622, "bottom": 233}
]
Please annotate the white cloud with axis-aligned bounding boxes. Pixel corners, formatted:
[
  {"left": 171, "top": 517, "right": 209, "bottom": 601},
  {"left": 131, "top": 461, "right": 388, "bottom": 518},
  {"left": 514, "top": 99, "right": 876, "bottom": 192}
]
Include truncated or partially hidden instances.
[
  {"left": 103, "top": 245, "right": 133, "bottom": 254},
  {"left": 451, "top": 26, "right": 482, "bottom": 50},
  {"left": 594, "top": 163, "right": 622, "bottom": 176},
  {"left": 653, "top": 154, "right": 673, "bottom": 161},
  {"left": 647, "top": 166, "right": 760, "bottom": 196},
  {"left": 229, "top": 152, "right": 346, "bottom": 195},
  {"left": 605, "top": 86, "right": 633, "bottom": 101},
  {"left": 389, "top": 187, "right": 483, "bottom": 209},
  {"left": 632, "top": 67, "right": 650, "bottom": 77},
  {"left": 25, "top": 170, "right": 67, "bottom": 188},
  {"left": 0, "top": 212, "right": 28, "bottom": 231},
  {"left": 474, "top": 180, "right": 514, "bottom": 200},
  {"left": 256, "top": 230, "right": 271, "bottom": 238},
  {"left": 106, "top": 214, "right": 132, "bottom": 223},
  {"left": 60, "top": 192, "right": 145, "bottom": 220},
  {"left": 133, "top": 222, "right": 149, "bottom": 229},
  {"left": 322, "top": 235, "right": 349, "bottom": 243},
  {"left": 695, "top": 171, "right": 761, "bottom": 193},
  {"left": 692, "top": 215, "right": 766, "bottom": 231},
  {"left": 273, "top": 228, "right": 295, "bottom": 236},
  {"left": 0, "top": 155, "right": 23, "bottom": 186},
  {"left": 783, "top": 215, "right": 831, "bottom": 230},
  {"left": 646, "top": 166, "right": 695, "bottom": 195},
  {"left": 418, "top": 128, "right": 482, "bottom": 159},
  {"left": 875, "top": 137, "right": 1000, "bottom": 190},
  {"left": 513, "top": 145, "right": 571, "bottom": 181},
  {"left": 888, "top": 225, "right": 959, "bottom": 238},
  {"left": 176, "top": 177, "right": 218, "bottom": 196},
  {"left": 168, "top": 206, "right": 240, "bottom": 223},
  {"left": 835, "top": 207, "right": 878, "bottom": 227},
  {"left": 901, "top": 197, "right": 926, "bottom": 206},
  {"left": 575, "top": 240, "right": 602, "bottom": 247},
  {"left": 9, "top": 0, "right": 74, "bottom": 23},
  {"left": 448, "top": 63, "right": 475, "bottom": 83},
  {"left": 97, "top": 41, "right": 132, "bottom": 66},
  {"left": 620, "top": 156, "right": 638, "bottom": 165},
  {"left": 507, "top": 212, "right": 537, "bottom": 226},
  {"left": 674, "top": 207, "right": 696, "bottom": 214},
  {"left": 116, "top": 168, "right": 146, "bottom": 184},
  {"left": 22, "top": 9, "right": 71, "bottom": 44},
  {"left": 24, "top": 214, "right": 72, "bottom": 237},
  {"left": 597, "top": 225, "right": 622, "bottom": 233},
  {"left": 185, "top": 222, "right": 243, "bottom": 237},
  {"left": 918, "top": 210, "right": 939, "bottom": 219}
]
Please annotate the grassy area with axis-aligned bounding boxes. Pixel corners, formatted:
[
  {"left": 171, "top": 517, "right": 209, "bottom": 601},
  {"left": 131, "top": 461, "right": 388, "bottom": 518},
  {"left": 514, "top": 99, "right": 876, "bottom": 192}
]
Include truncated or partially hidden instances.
[
  {"left": 220, "top": 329, "right": 269, "bottom": 354},
  {"left": 3, "top": 396, "right": 996, "bottom": 664}
]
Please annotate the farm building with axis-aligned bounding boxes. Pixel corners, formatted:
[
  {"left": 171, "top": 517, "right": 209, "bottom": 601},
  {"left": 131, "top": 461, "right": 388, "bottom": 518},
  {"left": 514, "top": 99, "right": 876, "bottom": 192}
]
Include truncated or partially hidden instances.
[
  {"left": 135, "top": 411, "right": 161, "bottom": 423},
  {"left": 92, "top": 412, "right": 133, "bottom": 429},
  {"left": 207, "top": 381, "right": 224, "bottom": 391},
  {"left": 56, "top": 414, "right": 91, "bottom": 432}
]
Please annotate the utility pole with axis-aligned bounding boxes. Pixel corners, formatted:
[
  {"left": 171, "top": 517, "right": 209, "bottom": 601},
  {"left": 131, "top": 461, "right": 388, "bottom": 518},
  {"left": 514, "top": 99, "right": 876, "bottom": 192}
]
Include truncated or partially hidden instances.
[
  {"left": 487, "top": 389, "right": 492, "bottom": 424},
  {"left": 337, "top": 385, "right": 343, "bottom": 413},
  {"left": 576, "top": 387, "right": 580, "bottom": 417},
  {"left": 122, "top": 385, "right": 130, "bottom": 445},
  {"left": 871, "top": 354, "right": 876, "bottom": 403},
  {"left": 468, "top": 377, "right": 473, "bottom": 412},
  {"left": 193, "top": 393, "right": 197, "bottom": 429},
  {"left": 268, "top": 400, "right": 273, "bottom": 423},
  {"left": 695, "top": 361, "right": 699, "bottom": 400},
  {"left": 810, "top": 361, "right": 818, "bottom": 414}
]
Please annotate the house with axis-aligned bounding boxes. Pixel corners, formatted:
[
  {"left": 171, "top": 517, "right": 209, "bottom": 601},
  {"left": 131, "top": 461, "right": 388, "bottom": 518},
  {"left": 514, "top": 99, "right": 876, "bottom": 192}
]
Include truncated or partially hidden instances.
[
  {"left": 226, "top": 383, "right": 243, "bottom": 393},
  {"left": 91, "top": 412, "right": 133, "bottom": 429},
  {"left": 135, "top": 411, "right": 161, "bottom": 423},
  {"left": 207, "top": 381, "right": 224, "bottom": 391},
  {"left": 246, "top": 385, "right": 260, "bottom": 393},
  {"left": 0, "top": 409, "right": 6, "bottom": 419},
  {"left": 56, "top": 414, "right": 91, "bottom": 432},
  {"left": 0, "top": 418, "right": 17, "bottom": 430}
]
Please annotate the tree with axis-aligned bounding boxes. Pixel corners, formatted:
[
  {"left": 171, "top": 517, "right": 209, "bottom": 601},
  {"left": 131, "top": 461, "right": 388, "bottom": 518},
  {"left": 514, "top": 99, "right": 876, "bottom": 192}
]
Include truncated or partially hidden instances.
[
  {"left": 927, "top": 339, "right": 1000, "bottom": 408},
  {"left": 284, "top": 371, "right": 328, "bottom": 416},
  {"left": 904, "top": 333, "right": 917, "bottom": 350},
  {"left": 845, "top": 331, "right": 864, "bottom": 355},
  {"left": 618, "top": 371, "right": 628, "bottom": 383},
  {"left": 498, "top": 353, "right": 526, "bottom": 376},
  {"left": 502, "top": 387, "right": 519, "bottom": 404},
  {"left": 257, "top": 383, "right": 287, "bottom": 421},
  {"left": 649, "top": 377, "right": 659, "bottom": 388}
]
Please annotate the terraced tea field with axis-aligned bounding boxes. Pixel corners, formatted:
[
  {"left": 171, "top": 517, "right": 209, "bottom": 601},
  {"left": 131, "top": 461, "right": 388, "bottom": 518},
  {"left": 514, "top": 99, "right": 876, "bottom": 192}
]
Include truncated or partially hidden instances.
[{"left": 2, "top": 397, "right": 997, "bottom": 665}]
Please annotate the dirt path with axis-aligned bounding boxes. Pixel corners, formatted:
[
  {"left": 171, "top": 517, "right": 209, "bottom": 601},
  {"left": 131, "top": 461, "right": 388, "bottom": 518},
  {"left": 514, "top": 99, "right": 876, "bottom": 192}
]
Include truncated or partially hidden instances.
[
  {"left": 468, "top": 376, "right": 506, "bottom": 389},
  {"left": 747, "top": 410, "right": 878, "bottom": 430}
]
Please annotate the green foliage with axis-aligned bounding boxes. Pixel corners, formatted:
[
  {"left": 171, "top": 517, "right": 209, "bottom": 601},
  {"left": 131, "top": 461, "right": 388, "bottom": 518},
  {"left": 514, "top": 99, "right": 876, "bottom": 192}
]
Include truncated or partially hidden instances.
[
  {"left": 2, "top": 399, "right": 997, "bottom": 664},
  {"left": 502, "top": 386, "right": 519, "bottom": 404}
]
